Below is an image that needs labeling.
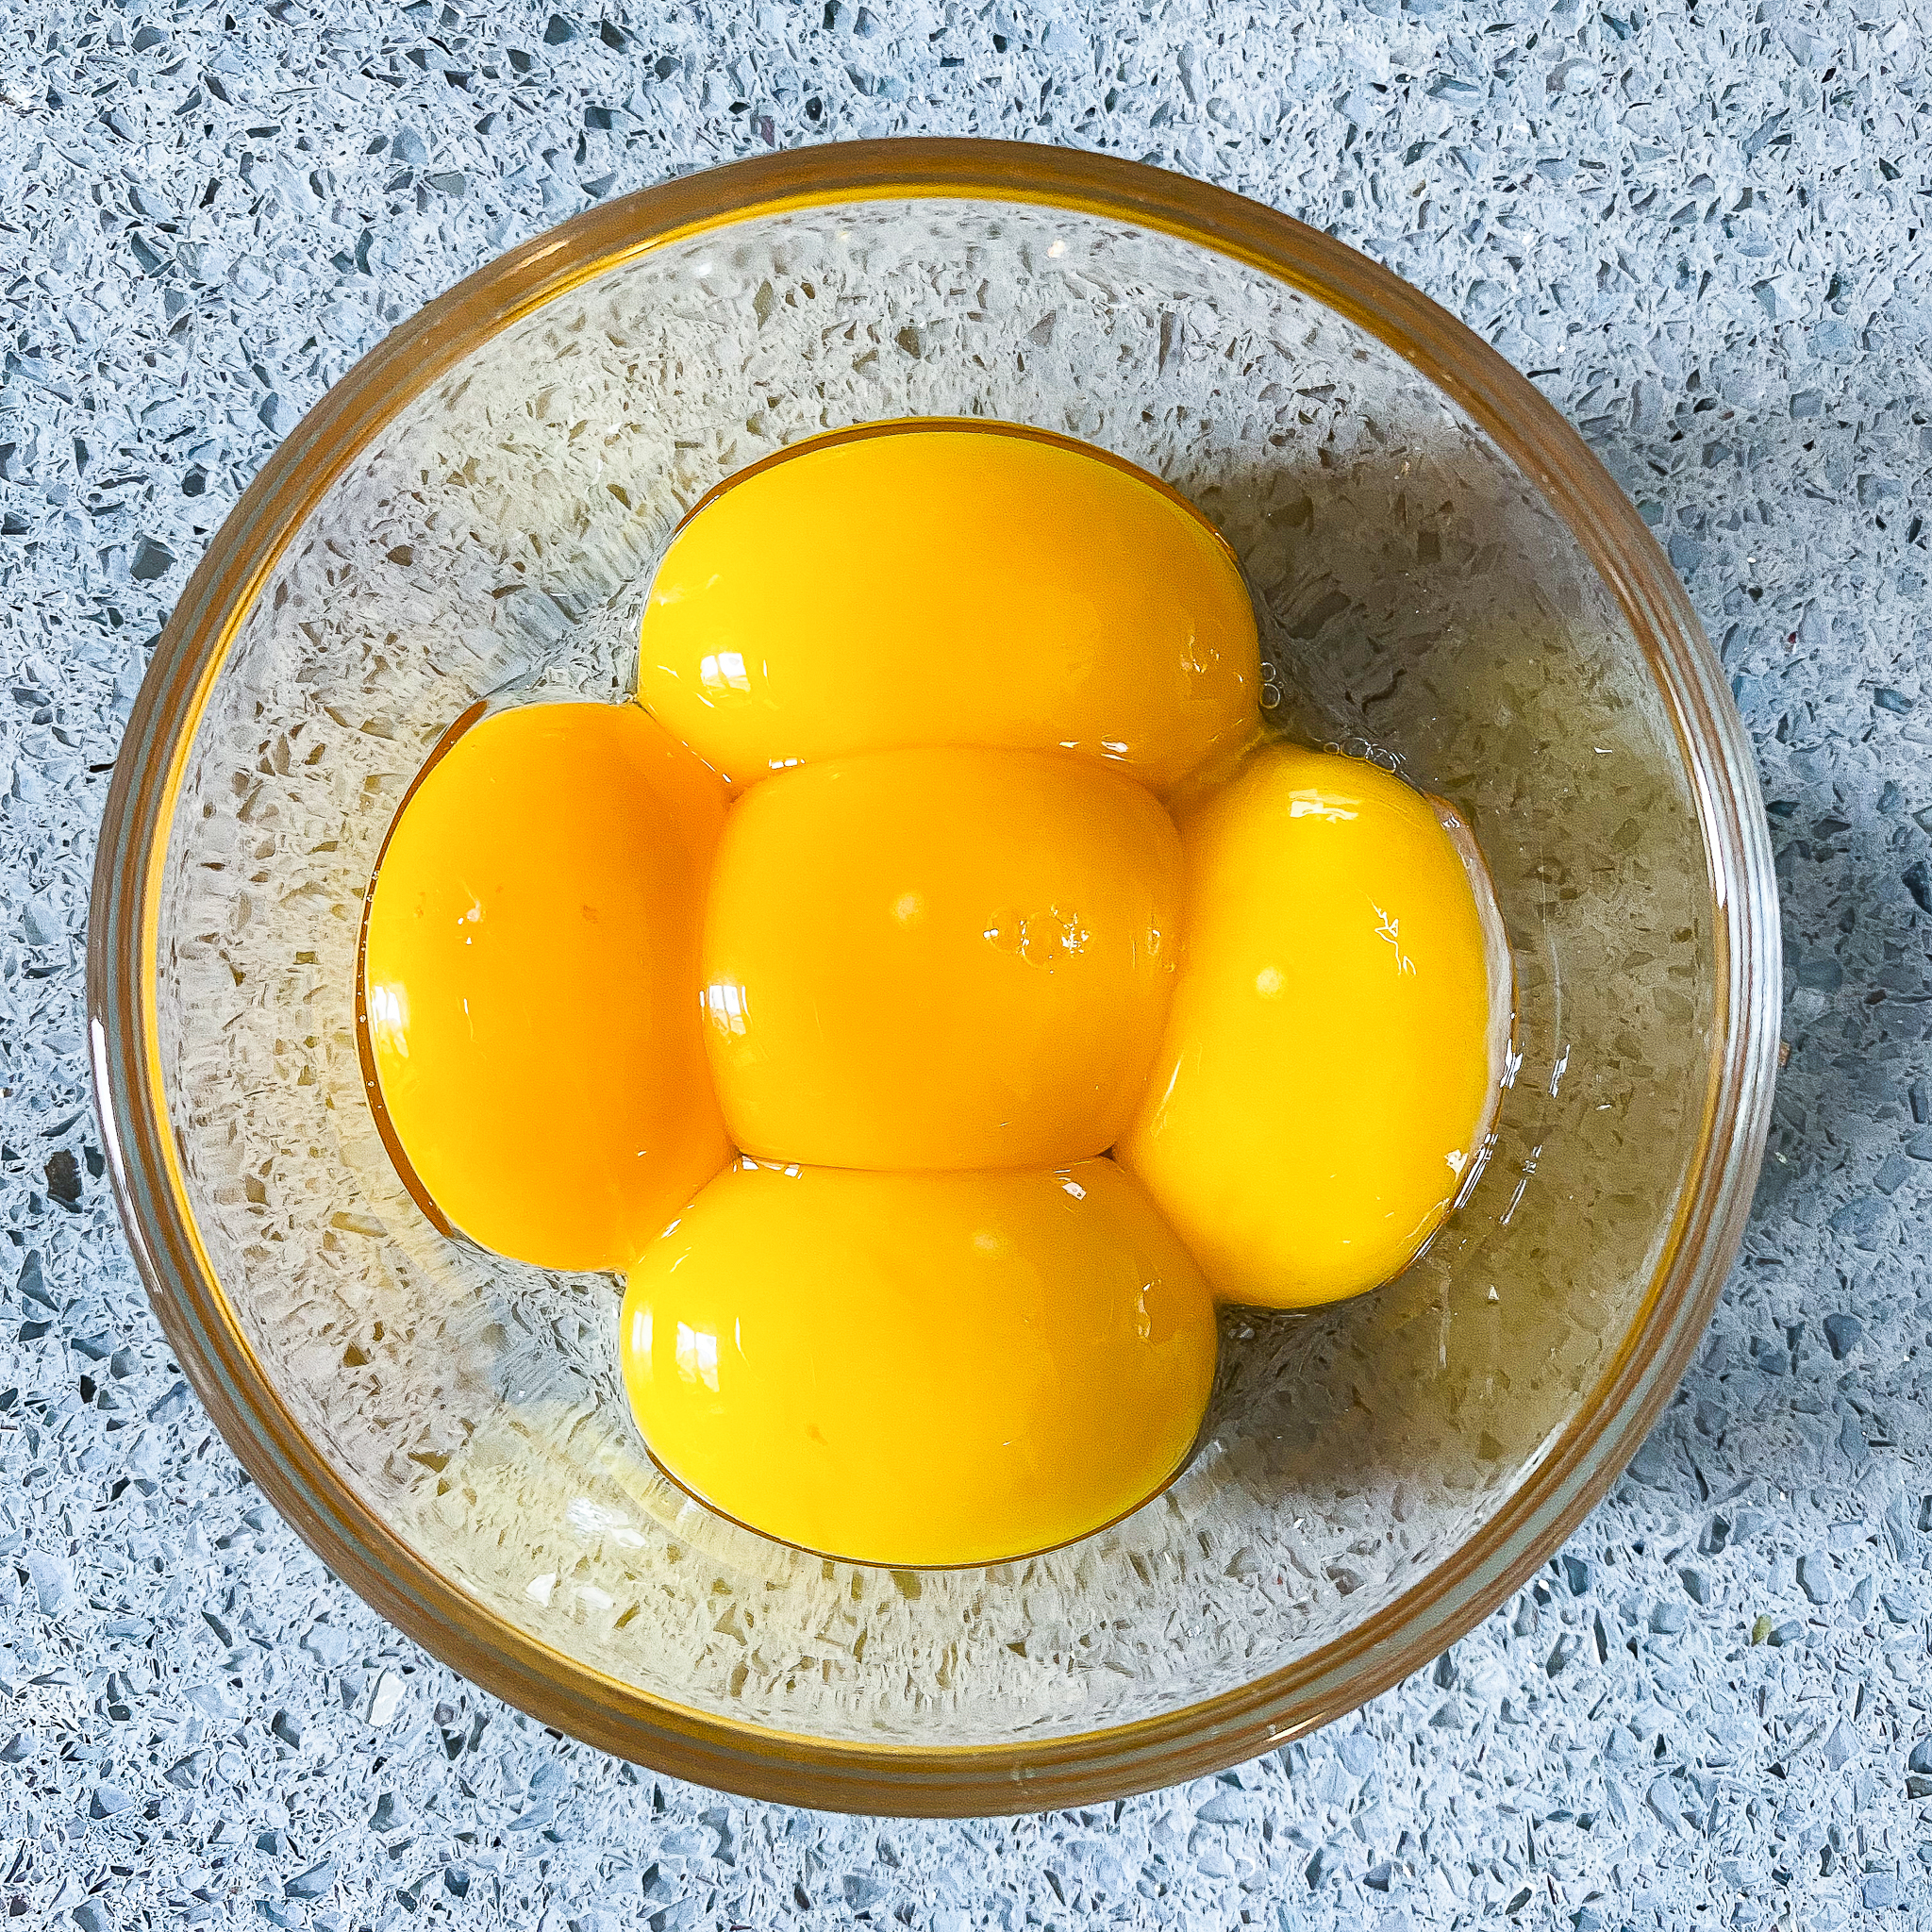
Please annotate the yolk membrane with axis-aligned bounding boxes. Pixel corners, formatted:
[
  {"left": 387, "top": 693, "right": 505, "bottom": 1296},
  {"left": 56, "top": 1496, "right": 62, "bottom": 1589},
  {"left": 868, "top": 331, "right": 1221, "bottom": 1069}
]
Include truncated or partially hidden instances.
[
  {"left": 699, "top": 745, "right": 1182, "bottom": 1172},
  {"left": 638, "top": 420, "right": 1260, "bottom": 794},
  {"left": 361, "top": 700, "right": 731, "bottom": 1273},
  {"left": 1118, "top": 744, "right": 1506, "bottom": 1308},
  {"left": 620, "top": 1156, "right": 1219, "bottom": 1567}
]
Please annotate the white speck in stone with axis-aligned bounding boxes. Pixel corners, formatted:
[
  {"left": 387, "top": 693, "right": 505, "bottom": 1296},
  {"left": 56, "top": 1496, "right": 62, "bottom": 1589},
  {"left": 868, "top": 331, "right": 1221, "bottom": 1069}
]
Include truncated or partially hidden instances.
[
  {"left": 184, "top": 1681, "right": 242, "bottom": 1722},
  {"left": 364, "top": 1671, "right": 406, "bottom": 1729},
  {"left": 23, "top": 1551, "right": 76, "bottom": 1617}
]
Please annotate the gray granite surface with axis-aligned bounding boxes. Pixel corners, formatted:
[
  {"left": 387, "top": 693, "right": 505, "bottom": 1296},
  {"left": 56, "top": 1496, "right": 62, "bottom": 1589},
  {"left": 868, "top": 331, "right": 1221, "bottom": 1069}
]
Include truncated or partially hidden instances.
[{"left": 2, "top": 0, "right": 1930, "bottom": 1924}]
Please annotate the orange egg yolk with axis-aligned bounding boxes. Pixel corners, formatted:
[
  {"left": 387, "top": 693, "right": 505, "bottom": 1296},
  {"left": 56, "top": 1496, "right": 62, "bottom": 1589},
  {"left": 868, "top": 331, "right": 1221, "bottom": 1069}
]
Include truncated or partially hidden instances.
[
  {"left": 637, "top": 420, "right": 1260, "bottom": 793},
  {"left": 699, "top": 746, "right": 1182, "bottom": 1172},
  {"left": 361, "top": 701, "right": 730, "bottom": 1273},
  {"left": 620, "top": 1157, "right": 1218, "bottom": 1567}
]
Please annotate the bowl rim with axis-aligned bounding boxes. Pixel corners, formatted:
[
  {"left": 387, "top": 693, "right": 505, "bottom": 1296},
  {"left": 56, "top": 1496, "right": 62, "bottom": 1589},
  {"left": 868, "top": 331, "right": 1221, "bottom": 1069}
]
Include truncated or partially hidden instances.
[{"left": 87, "top": 137, "right": 1781, "bottom": 1817}]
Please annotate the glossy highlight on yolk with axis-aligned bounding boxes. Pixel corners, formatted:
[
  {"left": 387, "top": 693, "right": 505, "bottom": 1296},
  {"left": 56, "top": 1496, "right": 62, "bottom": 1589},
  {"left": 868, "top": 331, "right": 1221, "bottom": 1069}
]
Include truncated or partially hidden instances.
[
  {"left": 360, "top": 700, "right": 731, "bottom": 1273},
  {"left": 700, "top": 746, "right": 1182, "bottom": 1171},
  {"left": 637, "top": 420, "right": 1261, "bottom": 793},
  {"left": 1119, "top": 745, "right": 1507, "bottom": 1309},
  {"left": 620, "top": 1157, "right": 1219, "bottom": 1567}
]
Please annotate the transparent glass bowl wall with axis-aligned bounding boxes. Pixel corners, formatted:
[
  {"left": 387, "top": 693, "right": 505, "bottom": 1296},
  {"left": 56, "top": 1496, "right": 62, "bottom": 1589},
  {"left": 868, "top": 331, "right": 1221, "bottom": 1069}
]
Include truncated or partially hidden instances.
[{"left": 92, "top": 149, "right": 1777, "bottom": 1814}]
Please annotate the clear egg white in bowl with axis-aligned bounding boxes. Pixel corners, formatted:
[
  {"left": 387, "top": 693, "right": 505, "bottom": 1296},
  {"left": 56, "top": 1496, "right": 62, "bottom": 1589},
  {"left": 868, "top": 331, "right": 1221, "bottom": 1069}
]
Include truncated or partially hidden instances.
[{"left": 89, "top": 141, "right": 1779, "bottom": 1814}]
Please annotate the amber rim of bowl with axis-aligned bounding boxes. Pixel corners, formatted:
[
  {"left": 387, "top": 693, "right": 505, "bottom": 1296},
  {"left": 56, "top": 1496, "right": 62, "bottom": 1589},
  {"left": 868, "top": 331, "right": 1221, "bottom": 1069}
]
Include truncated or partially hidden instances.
[{"left": 86, "top": 139, "right": 1781, "bottom": 1818}]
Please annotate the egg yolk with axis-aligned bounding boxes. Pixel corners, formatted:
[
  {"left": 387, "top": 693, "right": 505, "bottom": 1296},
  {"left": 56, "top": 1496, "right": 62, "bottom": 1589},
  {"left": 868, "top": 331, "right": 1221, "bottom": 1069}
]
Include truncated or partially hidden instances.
[
  {"left": 357, "top": 420, "right": 1510, "bottom": 1573},
  {"left": 361, "top": 701, "right": 731, "bottom": 1272},
  {"left": 1118, "top": 745, "right": 1504, "bottom": 1308},
  {"left": 637, "top": 421, "right": 1260, "bottom": 793},
  {"left": 620, "top": 1157, "right": 1218, "bottom": 1566},
  {"left": 699, "top": 746, "right": 1182, "bottom": 1172}
]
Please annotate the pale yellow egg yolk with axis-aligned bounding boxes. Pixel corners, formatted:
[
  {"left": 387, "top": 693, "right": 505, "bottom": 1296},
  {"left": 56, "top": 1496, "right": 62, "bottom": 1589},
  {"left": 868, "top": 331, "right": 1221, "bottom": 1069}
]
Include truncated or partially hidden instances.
[
  {"left": 1118, "top": 744, "right": 1506, "bottom": 1308},
  {"left": 620, "top": 1157, "right": 1218, "bottom": 1567},
  {"left": 637, "top": 420, "right": 1260, "bottom": 794}
]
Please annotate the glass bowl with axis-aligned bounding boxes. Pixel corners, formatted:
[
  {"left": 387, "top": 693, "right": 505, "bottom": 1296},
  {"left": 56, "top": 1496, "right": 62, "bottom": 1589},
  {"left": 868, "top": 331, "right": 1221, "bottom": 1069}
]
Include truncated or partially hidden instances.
[{"left": 88, "top": 140, "right": 1780, "bottom": 1816}]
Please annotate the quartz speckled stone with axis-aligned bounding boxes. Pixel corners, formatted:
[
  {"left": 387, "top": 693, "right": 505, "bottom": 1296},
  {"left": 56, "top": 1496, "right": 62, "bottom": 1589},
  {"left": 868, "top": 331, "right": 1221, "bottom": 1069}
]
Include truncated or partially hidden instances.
[{"left": 1, "top": 1, "right": 1929, "bottom": 1927}]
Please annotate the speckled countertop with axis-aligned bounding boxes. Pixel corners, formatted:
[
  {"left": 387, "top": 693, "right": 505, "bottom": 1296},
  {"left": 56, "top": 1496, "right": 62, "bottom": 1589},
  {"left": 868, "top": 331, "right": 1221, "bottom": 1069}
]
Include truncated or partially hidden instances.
[{"left": 2, "top": 2, "right": 1930, "bottom": 1925}]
